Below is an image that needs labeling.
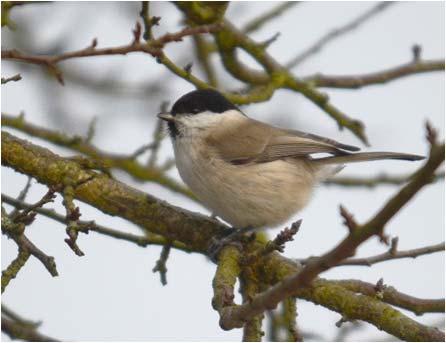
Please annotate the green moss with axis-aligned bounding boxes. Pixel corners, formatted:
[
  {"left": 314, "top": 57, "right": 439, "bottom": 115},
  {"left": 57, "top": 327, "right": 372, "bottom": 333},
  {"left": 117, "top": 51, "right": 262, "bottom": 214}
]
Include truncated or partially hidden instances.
[
  {"left": 2, "top": 249, "right": 31, "bottom": 293},
  {"left": 212, "top": 246, "right": 241, "bottom": 311},
  {"left": 1, "top": 2, "right": 15, "bottom": 28},
  {"left": 175, "top": 2, "right": 228, "bottom": 24}
]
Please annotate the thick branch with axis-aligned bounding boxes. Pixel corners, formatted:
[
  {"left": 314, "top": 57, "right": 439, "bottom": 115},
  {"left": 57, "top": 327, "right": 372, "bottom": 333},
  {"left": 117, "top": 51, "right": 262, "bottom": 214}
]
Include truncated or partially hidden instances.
[
  {"left": 215, "top": 136, "right": 444, "bottom": 332},
  {"left": 2, "top": 114, "right": 196, "bottom": 200},
  {"left": 3, "top": 131, "right": 444, "bottom": 341},
  {"left": 263, "top": 253, "right": 445, "bottom": 342},
  {"left": 2, "top": 131, "right": 229, "bottom": 253}
]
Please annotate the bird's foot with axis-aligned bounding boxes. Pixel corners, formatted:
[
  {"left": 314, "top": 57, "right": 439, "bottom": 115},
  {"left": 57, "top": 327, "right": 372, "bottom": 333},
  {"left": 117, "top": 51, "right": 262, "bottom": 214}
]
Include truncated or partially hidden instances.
[{"left": 207, "top": 227, "right": 256, "bottom": 262}]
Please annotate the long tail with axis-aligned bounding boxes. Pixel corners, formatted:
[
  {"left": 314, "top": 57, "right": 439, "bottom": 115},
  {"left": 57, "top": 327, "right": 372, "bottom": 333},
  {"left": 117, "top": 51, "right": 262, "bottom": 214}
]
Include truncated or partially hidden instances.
[{"left": 313, "top": 152, "right": 425, "bottom": 165}]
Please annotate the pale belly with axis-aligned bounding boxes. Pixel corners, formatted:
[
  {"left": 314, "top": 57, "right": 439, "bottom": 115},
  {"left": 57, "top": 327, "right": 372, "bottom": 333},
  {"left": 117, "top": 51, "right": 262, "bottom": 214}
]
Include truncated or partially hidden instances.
[{"left": 174, "top": 140, "right": 319, "bottom": 228}]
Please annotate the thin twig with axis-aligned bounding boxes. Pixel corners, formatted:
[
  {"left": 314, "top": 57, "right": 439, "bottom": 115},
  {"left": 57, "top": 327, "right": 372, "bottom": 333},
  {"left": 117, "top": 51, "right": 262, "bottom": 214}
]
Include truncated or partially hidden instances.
[
  {"left": 242, "top": 2, "right": 299, "bottom": 34},
  {"left": 287, "top": 2, "right": 395, "bottom": 68},
  {"left": 332, "top": 279, "right": 445, "bottom": 315},
  {"left": 2, "top": 23, "right": 222, "bottom": 84},
  {"left": 152, "top": 245, "right": 171, "bottom": 286},
  {"left": 10, "top": 177, "right": 32, "bottom": 218},
  {"left": 61, "top": 185, "right": 85, "bottom": 256},
  {"left": 11, "top": 187, "right": 56, "bottom": 224},
  {"left": 139, "top": 1, "right": 160, "bottom": 41},
  {"left": 297, "top": 241, "right": 445, "bottom": 267},
  {"left": 338, "top": 241, "right": 445, "bottom": 266},
  {"left": 85, "top": 116, "right": 97, "bottom": 144},
  {"left": 305, "top": 59, "right": 445, "bottom": 89},
  {"left": 324, "top": 171, "right": 444, "bottom": 187},
  {"left": 2, "top": 194, "right": 194, "bottom": 253},
  {"left": 2, "top": 207, "right": 58, "bottom": 277}
]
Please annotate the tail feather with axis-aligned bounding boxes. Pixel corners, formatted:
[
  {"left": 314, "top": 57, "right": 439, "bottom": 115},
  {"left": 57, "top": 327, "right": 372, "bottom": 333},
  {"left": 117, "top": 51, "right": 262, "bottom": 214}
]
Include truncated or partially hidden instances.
[{"left": 313, "top": 152, "right": 425, "bottom": 165}]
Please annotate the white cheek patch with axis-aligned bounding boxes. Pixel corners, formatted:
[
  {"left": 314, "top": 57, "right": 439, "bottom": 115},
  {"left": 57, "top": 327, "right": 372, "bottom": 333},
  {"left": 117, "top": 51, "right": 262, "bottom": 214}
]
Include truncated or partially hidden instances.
[
  {"left": 177, "top": 111, "right": 221, "bottom": 129},
  {"left": 178, "top": 109, "right": 244, "bottom": 130}
]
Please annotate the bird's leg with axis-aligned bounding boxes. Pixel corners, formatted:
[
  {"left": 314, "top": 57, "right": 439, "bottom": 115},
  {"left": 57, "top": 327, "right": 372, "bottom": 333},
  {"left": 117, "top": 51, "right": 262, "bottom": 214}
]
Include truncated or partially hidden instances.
[{"left": 207, "top": 226, "right": 256, "bottom": 262}]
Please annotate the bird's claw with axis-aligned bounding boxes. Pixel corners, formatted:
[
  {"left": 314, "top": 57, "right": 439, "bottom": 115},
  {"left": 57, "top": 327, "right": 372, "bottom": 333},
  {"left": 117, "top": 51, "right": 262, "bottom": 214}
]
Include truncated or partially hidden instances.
[{"left": 207, "top": 227, "right": 256, "bottom": 262}]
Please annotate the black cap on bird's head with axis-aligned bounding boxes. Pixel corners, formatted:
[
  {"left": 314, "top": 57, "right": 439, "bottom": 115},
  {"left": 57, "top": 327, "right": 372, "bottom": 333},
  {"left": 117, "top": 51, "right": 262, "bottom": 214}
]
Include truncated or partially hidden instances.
[
  {"left": 171, "top": 89, "right": 238, "bottom": 116},
  {"left": 158, "top": 89, "right": 239, "bottom": 138}
]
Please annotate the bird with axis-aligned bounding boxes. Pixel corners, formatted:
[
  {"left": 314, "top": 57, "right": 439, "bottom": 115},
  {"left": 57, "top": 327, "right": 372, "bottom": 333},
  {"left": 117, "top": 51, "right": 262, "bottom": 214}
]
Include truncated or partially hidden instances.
[{"left": 158, "top": 89, "right": 423, "bottom": 246}]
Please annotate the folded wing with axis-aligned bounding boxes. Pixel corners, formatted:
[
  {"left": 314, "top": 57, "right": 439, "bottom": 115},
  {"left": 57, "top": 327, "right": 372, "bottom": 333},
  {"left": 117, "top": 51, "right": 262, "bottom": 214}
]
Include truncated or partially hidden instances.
[{"left": 205, "top": 116, "right": 360, "bottom": 164}]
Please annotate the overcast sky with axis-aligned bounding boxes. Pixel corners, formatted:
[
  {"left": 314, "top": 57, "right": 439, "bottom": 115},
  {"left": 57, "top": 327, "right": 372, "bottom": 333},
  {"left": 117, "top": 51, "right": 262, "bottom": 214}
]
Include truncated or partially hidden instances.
[{"left": 2, "top": 1, "right": 444, "bottom": 341}]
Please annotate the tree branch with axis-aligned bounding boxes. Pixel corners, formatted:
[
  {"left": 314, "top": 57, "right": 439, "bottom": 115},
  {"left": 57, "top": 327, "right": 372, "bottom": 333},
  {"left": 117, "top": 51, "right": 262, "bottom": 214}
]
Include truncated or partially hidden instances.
[
  {"left": 1, "top": 248, "right": 30, "bottom": 293},
  {"left": 213, "top": 128, "right": 444, "bottom": 333},
  {"left": 1, "top": 23, "right": 221, "bottom": 84},
  {"left": 324, "top": 171, "right": 444, "bottom": 188},
  {"left": 2, "top": 315, "right": 58, "bottom": 342},
  {"left": 2, "top": 200, "right": 58, "bottom": 277},
  {"left": 174, "top": 4, "right": 370, "bottom": 144},
  {"left": 337, "top": 241, "right": 445, "bottom": 266},
  {"left": 331, "top": 279, "right": 445, "bottom": 315},
  {"left": 2, "top": 194, "right": 194, "bottom": 254},
  {"left": 241, "top": 2, "right": 300, "bottom": 34},
  {"left": 304, "top": 59, "right": 445, "bottom": 89},
  {"left": 3, "top": 130, "right": 444, "bottom": 341},
  {"left": 1, "top": 131, "right": 229, "bottom": 253},
  {"left": 2, "top": 113, "right": 196, "bottom": 201},
  {"left": 263, "top": 253, "right": 445, "bottom": 342}
]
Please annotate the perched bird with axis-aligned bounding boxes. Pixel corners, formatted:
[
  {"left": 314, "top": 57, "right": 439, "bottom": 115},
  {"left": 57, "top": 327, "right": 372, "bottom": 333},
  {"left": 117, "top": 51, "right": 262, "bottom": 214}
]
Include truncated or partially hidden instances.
[{"left": 158, "top": 89, "right": 423, "bottom": 237}]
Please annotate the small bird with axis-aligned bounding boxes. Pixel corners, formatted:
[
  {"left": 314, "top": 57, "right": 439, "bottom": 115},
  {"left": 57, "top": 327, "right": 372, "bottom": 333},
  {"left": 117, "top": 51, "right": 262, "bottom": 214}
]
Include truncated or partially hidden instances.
[{"left": 158, "top": 89, "right": 423, "bottom": 239}]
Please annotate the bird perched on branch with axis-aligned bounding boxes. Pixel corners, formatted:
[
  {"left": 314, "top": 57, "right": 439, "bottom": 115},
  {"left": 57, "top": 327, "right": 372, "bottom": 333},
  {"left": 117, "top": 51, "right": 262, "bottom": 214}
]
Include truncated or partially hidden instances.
[{"left": 158, "top": 89, "right": 423, "bottom": 253}]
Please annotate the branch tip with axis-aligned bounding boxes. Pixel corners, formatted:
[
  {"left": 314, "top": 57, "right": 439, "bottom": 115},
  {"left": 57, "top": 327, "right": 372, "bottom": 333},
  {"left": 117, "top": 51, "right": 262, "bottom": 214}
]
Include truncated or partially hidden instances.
[
  {"left": 389, "top": 237, "right": 399, "bottom": 255},
  {"left": 425, "top": 121, "right": 438, "bottom": 146},
  {"left": 339, "top": 205, "right": 357, "bottom": 233},
  {"left": 335, "top": 316, "right": 349, "bottom": 328},
  {"left": 132, "top": 21, "right": 142, "bottom": 44},
  {"left": 412, "top": 44, "right": 422, "bottom": 62}
]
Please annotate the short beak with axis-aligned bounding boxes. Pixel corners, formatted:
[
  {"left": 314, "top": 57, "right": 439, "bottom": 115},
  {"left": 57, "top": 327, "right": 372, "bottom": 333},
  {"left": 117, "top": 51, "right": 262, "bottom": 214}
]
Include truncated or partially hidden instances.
[{"left": 157, "top": 112, "right": 176, "bottom": 123}]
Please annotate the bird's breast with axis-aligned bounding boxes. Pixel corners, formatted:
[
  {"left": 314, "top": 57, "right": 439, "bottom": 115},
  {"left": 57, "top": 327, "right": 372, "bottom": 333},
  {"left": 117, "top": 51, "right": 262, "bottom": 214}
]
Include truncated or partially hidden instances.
[{"left": 173, "top": 137, "right": 318, "bottom": 228}]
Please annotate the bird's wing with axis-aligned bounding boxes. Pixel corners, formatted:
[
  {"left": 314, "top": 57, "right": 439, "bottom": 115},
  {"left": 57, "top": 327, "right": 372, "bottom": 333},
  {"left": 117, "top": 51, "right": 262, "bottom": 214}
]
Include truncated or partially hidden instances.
[{"left": 205, "top": 116, "right": 360, "bottom": 164}]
